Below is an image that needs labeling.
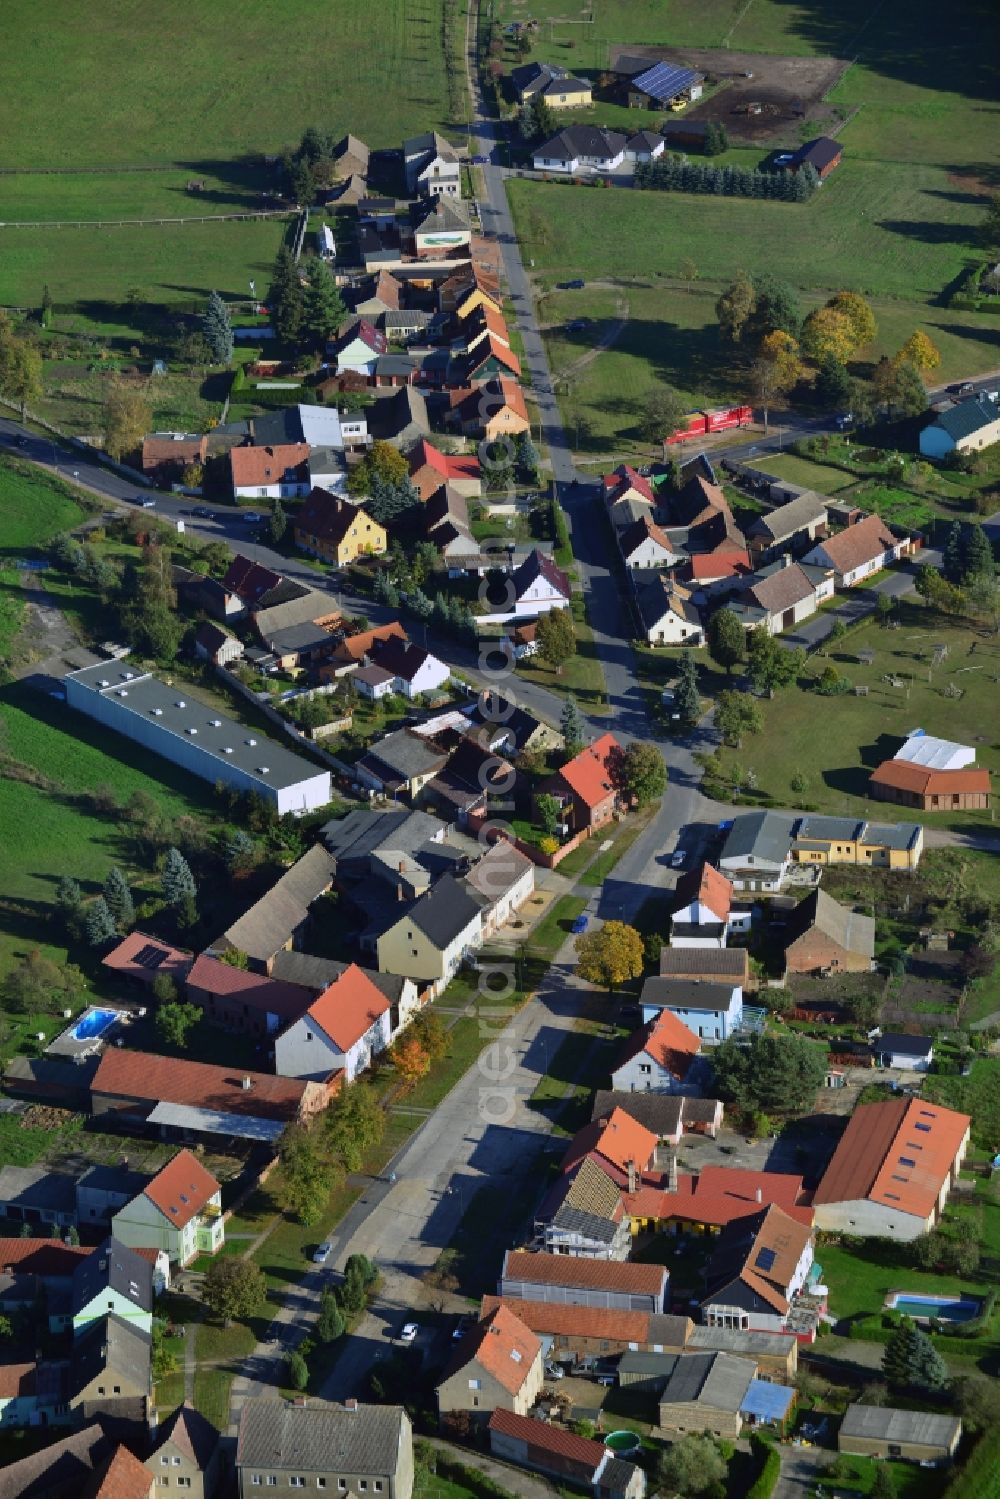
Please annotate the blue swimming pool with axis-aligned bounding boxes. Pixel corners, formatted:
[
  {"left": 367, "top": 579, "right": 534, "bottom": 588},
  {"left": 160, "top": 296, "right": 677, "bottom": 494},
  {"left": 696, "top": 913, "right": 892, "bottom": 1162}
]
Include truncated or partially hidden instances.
[
  {"left": 887, "top": 1292, "right": 983, "bottom": 1324},
  {"left": 71, "top": 1007, "right": 121, "bottom": 1042}
]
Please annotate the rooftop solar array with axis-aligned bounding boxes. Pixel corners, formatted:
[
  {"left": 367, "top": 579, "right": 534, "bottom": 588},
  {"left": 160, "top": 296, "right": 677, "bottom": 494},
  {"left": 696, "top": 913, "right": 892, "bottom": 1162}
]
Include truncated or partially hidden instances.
[
  {"left": 755, "top": 1247, "right": 777, "bottom": 1272},
  {"left": 133, "top": 944, "right": 168, "bottom": 970},
  {"left": 632, "top": 61, "right": 700, "bottom": 102}
]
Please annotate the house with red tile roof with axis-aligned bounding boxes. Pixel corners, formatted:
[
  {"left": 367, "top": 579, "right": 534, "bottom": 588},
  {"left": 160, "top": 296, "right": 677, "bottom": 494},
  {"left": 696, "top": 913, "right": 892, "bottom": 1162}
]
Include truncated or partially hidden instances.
[
  {"left": 408, "top": 439, "right": 482, "bottom": 502},
  {"left": 447, "top": 378, "right": 530, "bottom": 440},
  {"left": 611, "top": 1010, "right": 703, "bottom": 1096},
  {"left": 450, "top": 333, "right": 522, "bottom": 384},
  {"left": 323, "top": 620, "right": 408, "bottom": 677},
  {"left": 327, "top": 317, "right": 389, "bottom": 375},
  {"left": 539, "top": 731, "right": 623, "bottom": 834},
  {"left": 141, "top": 432, "right": 206, "bottom": 484},
  {"left": 185, "top": 953, "right": 311, "bottom": 1037},
  {"left": 229, "top": 443, "right": 312, "bottom": 500},
  {"left": 681, "top": 545, "right": 752, "bottom": 586},
  {"left": 812, "top": 1097, "right": 971, "bottom": 1240},
  {"left": 701, "top": 1204, "right": 815, "bottom": 1335},
  {"left": 618, "top": 513, "right": 681, "bottom": 570},
  {"left": 489, "top": 1409, "right": 646, "bottom": 1498},
  {"left": 561, "top": 1106, "right": 659, "bottom": 1188},
  {"left": 437, "top": 1304, "right": 544, "bottom": 1424},
  {"left": 111, "top": 1150, "right": 223, "bottom": 1267},
  {"left": 603, "top": 463, "right": 656, "bottom": 509},
  {"left": 802, "top": 513, "right": 905, "bottom": 588},
  {"left": 626, "top": 1166, "right": 813, "bottom": 1234},
  {"left": 274, "top": 964, "right": 391, "bottom": 1084},
  {"left": 91, "top": 1049, "right": 332, "bottom": 1146},
  {"left": 670, "top": 864, "right": 734, "bottom": 948},
  {"left": 101, "top": 931, "right": 194, "bottom": 989}
]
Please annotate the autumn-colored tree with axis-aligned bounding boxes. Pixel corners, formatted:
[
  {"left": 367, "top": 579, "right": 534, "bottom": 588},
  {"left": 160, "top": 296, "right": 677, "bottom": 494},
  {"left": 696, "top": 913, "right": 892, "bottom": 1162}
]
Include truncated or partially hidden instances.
[
  {"left": 103, "top": 379, "right": 152, "bottom": 462},
  {"left": 715, "top": 271, "right": 755, "bottom": 344},
  {"left": 759, "top": 330, "right": 804, "bottom": 384},
  {"left": 392, "top": 1036, "right": 430, "bottom": 1090},
  {"left": 800, "top": 306, "right": 856, "bottom": 365},
  {"left": 827, "top": 291, "right": 877, "bottom": 348},
  {"left": 896, "top": 330, "right": 940, "bottom": 372},
  {"left": 575, "top": 921, "right": 644, "bottom": 991},
  {"left": 751, "top": 331, "right": 803, "bottom": 432}
]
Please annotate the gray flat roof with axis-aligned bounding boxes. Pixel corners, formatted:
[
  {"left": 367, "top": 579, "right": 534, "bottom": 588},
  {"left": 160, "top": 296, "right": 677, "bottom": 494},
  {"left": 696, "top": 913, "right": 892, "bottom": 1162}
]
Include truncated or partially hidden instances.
[
  {"left": 721, "top": 811, "right": 796, "bottom": 865},
  {"left": 65, "top": 662, "right": 326, "bottom": 793},
  {"left": 146, "top": 1101, "right": 285, "bottom": 1144},
  {"left": 661, "top": 1352, "right": 755, "bottom": 1412}
]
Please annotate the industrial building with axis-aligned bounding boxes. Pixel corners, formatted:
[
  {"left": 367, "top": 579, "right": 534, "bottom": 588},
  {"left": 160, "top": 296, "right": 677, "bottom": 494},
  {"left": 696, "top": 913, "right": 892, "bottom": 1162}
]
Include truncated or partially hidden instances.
[{"left": 63, "top": 661, "right": 331, "bottom": 815}]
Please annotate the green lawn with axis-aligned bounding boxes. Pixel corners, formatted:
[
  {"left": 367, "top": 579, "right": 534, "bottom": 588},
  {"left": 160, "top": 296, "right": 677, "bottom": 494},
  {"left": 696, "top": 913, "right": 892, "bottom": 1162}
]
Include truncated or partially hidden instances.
[
  {"left": 0, "top": 0, "right": 458, "bottom": 169},
  {"left": 0, "top": 217, "right": 290, "bottom": 311},
  {"left": 762, "top": 454, "right": 861, "bottom": 494},
  {"left": 707, "top": 601, "right": 1000, "bottom": 834},
  {"left": 515, "top": 593, "right": 608, "bottom": 710},
  {"left": 927, "top": 1060, "right": 1000, "bottom": 1153},
  {"left": 821, "top": 1236, "right": 992, "bottom": 1326}
]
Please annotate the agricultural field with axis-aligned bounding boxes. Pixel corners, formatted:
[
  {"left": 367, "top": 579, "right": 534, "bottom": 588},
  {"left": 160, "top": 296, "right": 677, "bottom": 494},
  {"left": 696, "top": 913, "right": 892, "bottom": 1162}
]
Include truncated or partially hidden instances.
[
  {"left": 707, "top": 602, "right": 1000, "bottom": 833},
  {"left": 0, "top": 0, "right": 457, "bottom": 169}
]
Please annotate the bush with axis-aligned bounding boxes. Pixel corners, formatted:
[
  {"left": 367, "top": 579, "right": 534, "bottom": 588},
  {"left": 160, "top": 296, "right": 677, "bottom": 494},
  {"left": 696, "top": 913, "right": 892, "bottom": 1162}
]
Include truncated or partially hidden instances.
[{"left": 747, "top": 1435, "right": 781, "bottom": 1499}]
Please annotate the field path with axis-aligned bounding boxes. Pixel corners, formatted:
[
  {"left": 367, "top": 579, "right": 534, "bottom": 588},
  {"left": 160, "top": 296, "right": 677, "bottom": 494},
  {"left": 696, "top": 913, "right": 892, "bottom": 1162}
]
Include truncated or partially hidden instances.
[{"left": 556, "top": 295, "right": 630, "bottom": 383}]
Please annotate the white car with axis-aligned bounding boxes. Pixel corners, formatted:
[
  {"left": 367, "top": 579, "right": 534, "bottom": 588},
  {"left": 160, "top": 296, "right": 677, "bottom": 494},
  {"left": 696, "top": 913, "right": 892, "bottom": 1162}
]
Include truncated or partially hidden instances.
[
  {"left": 399, "top": 1322, "right": 419, "bottom": 1344},
  {"left": 312, "top": 1240, "right": 333, "bottom": 1264},
  {"left": 544, "top": 1363, "right": 565, "bottom": 1380}
]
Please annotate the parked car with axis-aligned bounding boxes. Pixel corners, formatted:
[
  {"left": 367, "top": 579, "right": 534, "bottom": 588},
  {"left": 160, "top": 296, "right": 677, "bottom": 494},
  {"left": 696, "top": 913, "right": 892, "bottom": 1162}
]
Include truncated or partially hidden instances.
[
  {"left": 544, "top": 1363, "right": 565, "bottom": 1380},
  {"left": 191, "top": 504, "right": 212, "bottom": 518},
  {"left": 834, "top": 412, "right": 854, "bottom": 430},
  {"left": 571, "top": 915, "right": 588, "bottom": 935},
  {"left": 557, "top": 279, "right": 585, "bottom": 290},
  {"left": 471, "top": 154, "right": 489, "bottom": 165},
  {"left": 312, "top": 1240, "right": 333, "bottom": 1264},
  {"left": 452, "top": 1317, "right": 473, "bottom": 1342},
  {"left": 670, "top": 849, "right": 686, "bottom": 869},
  {"left": 399, "top": 1322, "right": 419, "bottom": 1344},
  {"left": 139, "top": 497, "right": 156, "bottom": 509},
  {"left": 240, "top": 510, "right": 264, "bottom": 523}
]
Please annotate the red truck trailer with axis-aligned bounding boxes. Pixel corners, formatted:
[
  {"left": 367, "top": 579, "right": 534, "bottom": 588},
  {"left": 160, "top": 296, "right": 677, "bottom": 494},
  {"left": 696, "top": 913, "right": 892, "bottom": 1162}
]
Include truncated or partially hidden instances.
[{"left": 664, "top": 405, "right": 753, "bottom": 444}]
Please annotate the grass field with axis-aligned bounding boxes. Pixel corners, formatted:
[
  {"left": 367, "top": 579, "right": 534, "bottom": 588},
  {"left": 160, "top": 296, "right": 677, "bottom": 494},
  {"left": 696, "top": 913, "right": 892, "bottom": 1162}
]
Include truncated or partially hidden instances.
[
  {"left": 0, "top": 0, "right": 457, "bottom": 169},
  {"left": 707, "top": 601, "right": 1000, "bottom": 831},
  {"left": 0, "top": 217, "right": 290, "bottom": 311},
  {"left": 539, "top": 280, "right": 1000, "bottom": 459}
]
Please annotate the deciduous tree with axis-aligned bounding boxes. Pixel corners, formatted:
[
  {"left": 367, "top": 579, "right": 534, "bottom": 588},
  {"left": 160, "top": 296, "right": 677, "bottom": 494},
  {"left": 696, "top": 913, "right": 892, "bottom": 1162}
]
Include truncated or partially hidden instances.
[
  {"left": 202, "top": 1256, "right": 266, "bottom": 1326},
  {"left": 747, "top": 627, "right": 802, "bottom": 697},
  {"left": 656, "top": 1434, "right": 727, "bottom": 1497},
  {"left": 103, "top": 379, "right": 151, "bottom": 462},
  {"left": 707, "top": 608, "right": 746, "bottom": 675},
  {"left": 325, "top": 1081, "right": 385, "bottom": 1171},
  {"left": 896, "top": 330, "right": 940, "bottom": 372},
  {"left": 800, "top": 305, "right": 856, "bottom": 364},
  {"left": 535, "top": 607, "right": 576, "bottom": 674},
  {"left": 154, "top": 1000, "right": 201, "bottom": 1049},
  {"left": 575, "top": 921, "right": 644, "bottom": 991},
  {"left": 715, "top": 689, "right": 762, "bottom": 748},
  {"left": 279, "top": 1122, "right": 337, "bottom": 1226},
  {"left": 392, "top": 1036, "right": 431, "bottom": 1090},
  {"left": 619, "top": 742, "right": 667, "bottom": 806},
  {"left": 827, "top": 290, "right": 877, "bottom": 348},
  {"left": 536, "top": 793, "right": 562, "bottom": 836},
  {"left": 641, "top": 386, "right": 687, "bottom": 444},
  {"left": 710, "top": 1031, "right": 826, "bottom": 1116},
  {"left": 715, "top": 271, "right": 755, "bottom": 344}
]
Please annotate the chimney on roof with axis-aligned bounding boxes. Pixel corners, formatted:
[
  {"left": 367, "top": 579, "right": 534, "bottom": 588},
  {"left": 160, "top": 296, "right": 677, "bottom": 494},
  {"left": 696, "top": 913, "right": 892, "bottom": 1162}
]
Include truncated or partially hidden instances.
[
  {"left": 755, "top": 1187, "right": 763, "bottom": 1203},
  {"left": 627, "top": 1159, "right": 637, "bottom": 1195},
  {"left": 781, "top": 553, "right": 792, "bottom": 568},
  {"left": 344, "top": 1398, "right": 358, "bottom": 1411},
  {"left": 241, "top": 1076, "right": 253, "bottom": 1091}
]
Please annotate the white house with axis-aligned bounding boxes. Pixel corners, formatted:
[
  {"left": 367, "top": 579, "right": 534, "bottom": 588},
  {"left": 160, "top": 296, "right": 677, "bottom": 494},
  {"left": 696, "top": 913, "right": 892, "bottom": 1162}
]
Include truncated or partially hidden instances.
[
  {"left": 230, "top": 442, "right": 312, "bottom": 501},
  {"left": 701, "top": 1206, "right": 814, "bottom": 1336},
  {"left": 670, "top": 864, "right": 734, "bottom": 948},
  {"left": 873, "top": 1032, "right": 934, "bottom": 1071},
  {"left": 369, "top": 637, "right": 451, "bottom": 700},
  {"left": 732, "top": 561, "right": 834, "bottom": 636},
  {"left": 274, "top": 964, "right": 391, "bottom": 1085},
  {"left": 532, "top": 126, "right": 627, "bottom": 176},
  {"left": 479, "top": 549, "right": 572, "bottom": 624},
  {"left": 111, "top": 1150, "right": 223, "bottom": 1268},
  {"left": 639, "top": 977, "right": 743, "bottom": 1045},
  {"left": 462, "top": 841, "right": 535, "bottom": 939},
  {"left": 919, "top": 392, "right": 1000, "bottom": 458},
  {"left": 611, "top": 1010, "right": 702, "bottom": 1095},
  {"left": 618, "top": 515, "right": 680, "bottom": 570},
  {"left": 634, "top": 573, "right": 704, "bottom": 646},
  {"left": 625, "top": 129, "right": 666, "bottom": 163},
  {"left": 403, "top": 130, "right": 461, "bottom": 195},
  {"left": 718, "top": 812, "right": 796, "bottom": 892},
  {"left": 801, "top": 514, "right": 904, "bottom": 588},
  {"left": 329, "top": 319, "right": 388, "bottom": 376}
]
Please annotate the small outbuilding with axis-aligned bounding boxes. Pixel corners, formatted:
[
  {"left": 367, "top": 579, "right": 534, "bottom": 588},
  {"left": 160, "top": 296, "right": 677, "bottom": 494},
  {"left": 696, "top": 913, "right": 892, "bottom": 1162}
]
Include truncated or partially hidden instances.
[{"left": 838, "top": 1405, "right": 961, "bottom": 1464}]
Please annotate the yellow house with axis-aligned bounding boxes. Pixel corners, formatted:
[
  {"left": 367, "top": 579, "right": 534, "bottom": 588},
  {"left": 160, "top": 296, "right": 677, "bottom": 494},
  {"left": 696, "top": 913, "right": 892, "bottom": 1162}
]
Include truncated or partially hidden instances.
[
  {"left": 790, "top": 816, "right": 923, "bottom": 871},
  {"left": 513, "top": 61, "right": 593, "bottom": 110},
  {"left": 294, "top": 489, "right": 387, "bottom": 566},
  {"left": 376, "top": 874, "right": 484, "bottom": 991}
]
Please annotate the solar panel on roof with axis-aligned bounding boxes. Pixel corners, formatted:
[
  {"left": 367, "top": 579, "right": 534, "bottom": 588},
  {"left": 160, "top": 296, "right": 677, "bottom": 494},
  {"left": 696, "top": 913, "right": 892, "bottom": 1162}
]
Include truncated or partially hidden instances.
[
  {"left": 633, "top": 61, "right": 699, "bottom": 102},
  {"left": 134, "top": 944, "right": 168, "bottom": 970},
  {"left": 755, "top": 1247, "right": 777, "bottom": 1272}
]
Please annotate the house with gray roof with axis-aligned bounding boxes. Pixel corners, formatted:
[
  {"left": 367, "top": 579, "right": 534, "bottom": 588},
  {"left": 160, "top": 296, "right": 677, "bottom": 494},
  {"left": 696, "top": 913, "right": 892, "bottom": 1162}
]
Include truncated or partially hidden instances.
[
  {"left": 532, "top": 125, "right": 627, "bottom": 176},
  {"left": 354, "top": 729, "right": 450, "bottom": 798},
  {"left": 376, "top": 873, "right": 485, "bottom": 991},
  {"left": 69, "top": 1311, "right": 152, "bottom": 1428},
  {"left": 510, "top": 61, "right": 593, "bottom": 108},
  {"left": 920, "top": 392, "right": 1000, "bottom": 458},
  {"left": 731, "top": 559, "right": 834, "bottom": 635},
  {"left": 657, "top": 1352, "right": 757, "bottom": 1440},
  {"left": 0, "top": 1166, "right": 76, "bottom": 1229},
  {"left": 591, "top": 1091, "right": 723, "bottom": 1144},
  {"left": 783, "top": 888, "right": 875, "bottom": 976},
  {"left": 747, "top": 492, "right": 829, "bottom": 562},
  {"left": 70, "top": 1238, "right": 153, "bottom": 1337},
  {"left": 639, "top": 978, "right": 743, "bottom": 1044},
  {"left": 718, "top": 811, "right": 797, "bottom": 891},
  {"left": 403, "top": 130, "right": 460, "bottom": 198},
  {"left": 236, "top": 1397, "right": 414, "bottom": 1498}
]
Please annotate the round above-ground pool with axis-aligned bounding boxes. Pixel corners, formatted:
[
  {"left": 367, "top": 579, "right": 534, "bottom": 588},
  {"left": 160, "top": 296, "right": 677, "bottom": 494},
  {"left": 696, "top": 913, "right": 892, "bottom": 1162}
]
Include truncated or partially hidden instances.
[{"left": 604, "top": 1431, "right": 641, "bottom": 1457}]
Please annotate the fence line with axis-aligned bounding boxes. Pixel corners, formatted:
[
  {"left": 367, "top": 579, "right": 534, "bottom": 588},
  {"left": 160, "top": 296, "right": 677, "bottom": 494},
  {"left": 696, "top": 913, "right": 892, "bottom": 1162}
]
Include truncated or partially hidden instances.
[{"left": 0, "top": 211, "right": 290, "bottom": 230}]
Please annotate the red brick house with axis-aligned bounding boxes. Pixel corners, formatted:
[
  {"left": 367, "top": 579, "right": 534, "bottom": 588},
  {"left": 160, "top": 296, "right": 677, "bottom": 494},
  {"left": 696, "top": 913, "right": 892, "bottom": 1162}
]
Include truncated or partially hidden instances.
[
  {"left": 141, "top": 433, "right": 207, "bottom": 484},
  {"left": 782, "top": 889, "right": 875, "bottom": 977},
  {"left": 538, "top": 732, "right": 623, "bottom": 834},
  {"left": 869, "top": 760, "right": 991, "bottom": 811}
]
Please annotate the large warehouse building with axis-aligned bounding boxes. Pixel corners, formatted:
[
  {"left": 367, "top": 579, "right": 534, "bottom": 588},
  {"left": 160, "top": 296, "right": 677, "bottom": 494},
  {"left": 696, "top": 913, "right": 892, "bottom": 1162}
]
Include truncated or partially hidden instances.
[{"left": 64, "top": 661, "right": 331, "bottom": 815}]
